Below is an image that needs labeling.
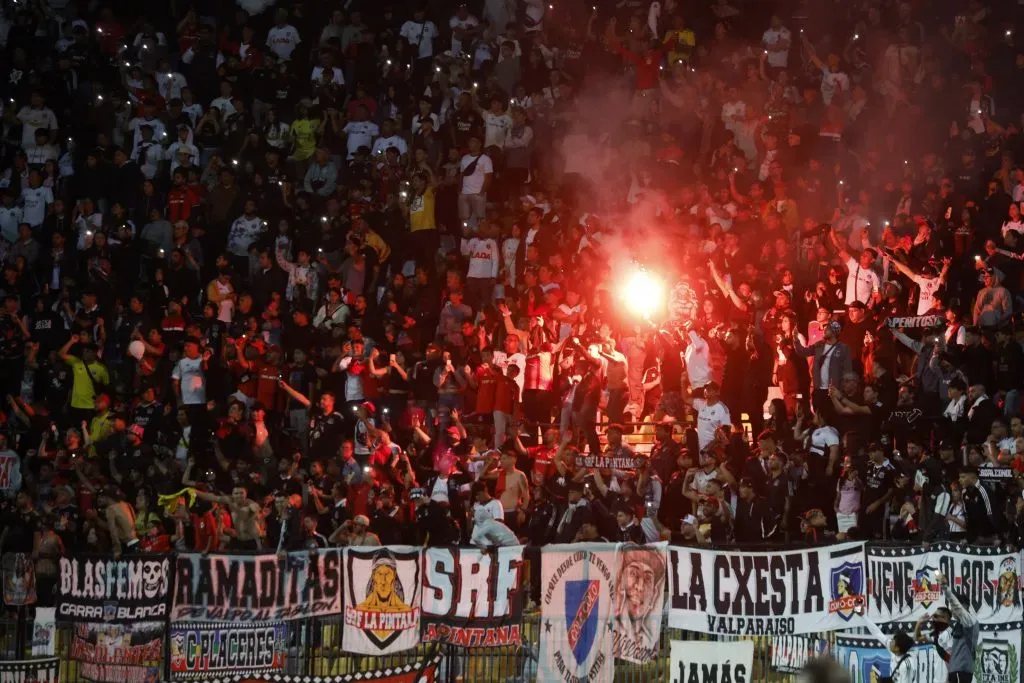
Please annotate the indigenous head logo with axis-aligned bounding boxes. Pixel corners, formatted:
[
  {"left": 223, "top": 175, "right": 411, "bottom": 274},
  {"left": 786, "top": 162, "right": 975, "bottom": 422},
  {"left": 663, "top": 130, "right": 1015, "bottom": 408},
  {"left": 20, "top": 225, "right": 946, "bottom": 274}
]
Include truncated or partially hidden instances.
[
  {"left": 349, "top": 551, "right": 418, "bottom": 650},
  {"left": 829, "top": 563, "right": 864, "bottom": 621},
  {"left": 996, "top": 557, "right": 1018, "bottom": 609},
  {"left": 565, "top": 580, "right": 600, "bottom": 666},
  {"left": 913, "top": 566, "right": 941, "bottom": 608}
]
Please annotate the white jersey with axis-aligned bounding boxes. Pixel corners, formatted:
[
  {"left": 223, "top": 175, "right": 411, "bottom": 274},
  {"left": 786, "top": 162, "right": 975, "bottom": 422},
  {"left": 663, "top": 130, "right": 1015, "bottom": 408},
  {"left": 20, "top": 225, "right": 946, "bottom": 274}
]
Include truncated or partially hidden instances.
[
  {"left": 693, "top": 398, "right": 731, "bottom": 449},
  {"left": 461, "top": 237, "right": 499, "bottom": 279}
]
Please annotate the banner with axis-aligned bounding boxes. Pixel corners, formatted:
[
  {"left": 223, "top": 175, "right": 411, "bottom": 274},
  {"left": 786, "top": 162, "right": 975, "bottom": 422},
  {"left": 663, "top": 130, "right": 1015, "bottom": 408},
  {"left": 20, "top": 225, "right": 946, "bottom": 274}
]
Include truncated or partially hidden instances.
[
  {"left": 171, "top": 550, "right": 342, "bottom": 622},
  {"left": 343, "top": 547, "right": 422, "bottom": 655},
  {"left": 974, "top": 627, "right": 1022, "bottom": 683},
  {"left": 0, "top": 658, "right": 60, "bottom": 682},
  {"left": 613, "top": 542, "right": 667, "bottom": 663},
  {"left": 169, "top": 622, "right": 287, "bottom": 680},
  {"left": 3, "top": 552, "right": 36, "bottom": 606},
  {"left": 979, "top": 466, "right": 1015, "bottom": 486},
  {"left": 669, "top": 542, "right": 866, "bottom": 635},
  {"left": 575, "top": 454, "right": 647, "bottom": 470},
  {"left": 834, "top": 634, "right": 945, "bottom": 683},
  {"left": 202, "top": 654, "right": 442, "bottom": 683},
  {"left": 866, "top": 543, "right": 1021, "bottom": 625},
  {"left": 421, "top": 545, "right": 524, "bottom": 647},
  {"left": 669, "top": 639, "right": 754, "bottom": 683},
  {"left": 70, "top": 621, "right": 164, "bottom": 683},
  {"left": 31, "top": 607, "right": 56, "bottom": 657},
  {"left": 58, "top": 555, "right": 170, "bottom": 622},
  {"left": 770, "top": 635, "right": 829, "bottom": 674},
  {"left": 538, "top": 543, "right": 616, "bottom": 683},
  {"left": 0, "top": 452, "right": 19, "bottom": 493},
  {"left": 885, "top": 315, "right": 944, "bottom": 330}
]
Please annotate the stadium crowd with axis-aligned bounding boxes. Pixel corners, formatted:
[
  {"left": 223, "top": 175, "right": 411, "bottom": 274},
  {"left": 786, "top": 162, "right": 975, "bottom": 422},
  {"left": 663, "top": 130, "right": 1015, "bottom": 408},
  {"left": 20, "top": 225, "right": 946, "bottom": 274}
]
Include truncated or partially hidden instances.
[{"left": 2, "top": 0, "right": 1024, "bottom": 608}]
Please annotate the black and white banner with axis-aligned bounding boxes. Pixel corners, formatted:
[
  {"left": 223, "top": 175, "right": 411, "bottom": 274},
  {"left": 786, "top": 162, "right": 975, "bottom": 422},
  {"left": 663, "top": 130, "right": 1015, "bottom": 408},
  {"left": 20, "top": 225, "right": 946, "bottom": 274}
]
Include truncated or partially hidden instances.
[
  {"left": 613, "top": 542, "right": 667, "bottom": 664},
  {"left": 770, "top": 635, "right": 830, "bottom": 673},
  {"left": 669, "top": 542, "right": 866, "bottom": 635},
  {"left": 885, "top": 315, "right": 944, "bottom": 331},
  {"left": 31, "top": 607, "right": 56, "bottom": 657},
  {"left": 421, "top": 545, "right": 525, "bottom": 647},
  {"left": 169, "top": 621, "right": 287, "bottom": 680},
  {"left": 57, "top": 555, "right": 171, "bottom": 622},
  {"left": 670, "top": 640, "right": 753, "bottom": 683},
  {"left": 866, "top": 544, "right": 1022, "bottom": 625},
  {"left": 0, "top": 657, "right": 60, "bottom": 683},
  {"left": 171, "top": 551, "right": 343, "bottom": 622},
  {"left": 973, "top": 627, "right": 1022, "bottom": 683},
  {"left": 343, "top": 547, "right": 422, "bottom": 655}
]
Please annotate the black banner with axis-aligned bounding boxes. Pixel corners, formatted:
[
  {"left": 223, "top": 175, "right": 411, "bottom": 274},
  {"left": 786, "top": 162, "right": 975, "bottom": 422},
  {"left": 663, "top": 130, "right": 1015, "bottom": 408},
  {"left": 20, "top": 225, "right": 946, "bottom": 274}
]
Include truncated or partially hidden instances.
[
  {"left": 57, "top": 556, "right": 171, "bottom": 623},
  {"left": 170, "top": 622, "right": 287, "bottom": 680},
  {"left": 0, "top": 658, "right": 60, "bottom": 682}
]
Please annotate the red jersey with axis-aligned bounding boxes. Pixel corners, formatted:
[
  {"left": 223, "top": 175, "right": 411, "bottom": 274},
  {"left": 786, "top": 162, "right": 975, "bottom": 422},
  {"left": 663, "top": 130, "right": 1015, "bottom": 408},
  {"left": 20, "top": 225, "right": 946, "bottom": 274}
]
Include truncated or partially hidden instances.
[
  {"left": 528, "top": 445, "right": 556, "bottom": 484},
  {"left": 610, "top": 39, "right": 671, "bottom": 91},
  {"left": 191, "top": 509, "right": 218, "bottom": 551},
  {"left": 254, "top": 360, "right": 281, "bottom": 408},
  {"left": 96, "top": 22, "right": 127, "bottom": 56},
  {"left": 494, "top": 374, "right": 518, "bottom": 414},
  {"left": 474, "top": 365, "right": 499, "bottom": 413},
  {"left": 229, "top": 359, "right": 258, "bottom": 398},
  {"left": 140, "top": 534, "right": 171, "bottom": 553},
  {"left": 168, "top": 186, "right": 202, "bottom": 223}
]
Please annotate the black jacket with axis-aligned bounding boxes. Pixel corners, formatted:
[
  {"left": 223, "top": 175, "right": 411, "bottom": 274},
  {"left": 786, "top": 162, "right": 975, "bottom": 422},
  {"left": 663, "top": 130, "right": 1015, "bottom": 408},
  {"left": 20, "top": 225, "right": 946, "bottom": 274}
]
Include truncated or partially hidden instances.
[
  {"left": 965, "top": 397, "right": 998, "bottom": 445},
  {"left": 962, "top": 481, "right": 999, "bottom": 540},
  {"left": 734, "top": 496, "right": 776, "bottom": 543},
  {"left": 613, "top": 521, "right": 646, "bottom": 544},
  {"left": 553, "top": 500, "right": 592, "bottom": 543}
]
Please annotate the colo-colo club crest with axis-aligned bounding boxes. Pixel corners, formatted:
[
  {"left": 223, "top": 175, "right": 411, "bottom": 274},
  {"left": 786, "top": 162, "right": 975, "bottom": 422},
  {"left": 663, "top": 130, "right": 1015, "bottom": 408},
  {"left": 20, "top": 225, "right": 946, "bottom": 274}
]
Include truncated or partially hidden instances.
[
  {"left": 829, "top": 562, "right": 865, "bottom": 621},
  {"left": 913, "top": 566, "right": 942, "bottom": 608}
]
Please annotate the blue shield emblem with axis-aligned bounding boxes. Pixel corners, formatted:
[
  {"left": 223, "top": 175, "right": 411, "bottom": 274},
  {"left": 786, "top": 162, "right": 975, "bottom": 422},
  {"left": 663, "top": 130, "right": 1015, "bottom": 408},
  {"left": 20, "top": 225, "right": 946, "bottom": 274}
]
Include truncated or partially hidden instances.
[
  {"left": 564, "top": 580, "right": 599, "bottom": 666},
  {"left": 829, "top": 562, "right": 864, "bottom": 621},
  {"left": 861, "top": 654, "right": 890, "bottom": 682}
]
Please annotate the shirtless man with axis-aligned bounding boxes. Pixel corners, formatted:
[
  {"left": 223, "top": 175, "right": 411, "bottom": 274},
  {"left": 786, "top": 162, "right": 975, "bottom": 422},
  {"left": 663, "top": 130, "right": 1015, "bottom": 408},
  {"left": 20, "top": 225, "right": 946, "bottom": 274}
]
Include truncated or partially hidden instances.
[
  {"left": 96, "top": 486, "right": 139, "bottom": 557},
  {"left": 196, "top": 486, "right": 265, "bottom": 551},
  {"left": 485, "top": 450, "right": 530, "bottom": 530}
]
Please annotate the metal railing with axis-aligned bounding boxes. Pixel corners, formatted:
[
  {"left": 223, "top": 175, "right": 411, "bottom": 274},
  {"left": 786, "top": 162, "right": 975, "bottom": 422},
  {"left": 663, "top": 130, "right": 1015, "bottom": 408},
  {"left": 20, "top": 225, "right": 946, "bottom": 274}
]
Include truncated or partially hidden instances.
[
  {"left": 0, "top": 614, "right": 821, "bottom": 683},
  {"left": 0, "top": 541, "right": 1003, "bottom": 681}
]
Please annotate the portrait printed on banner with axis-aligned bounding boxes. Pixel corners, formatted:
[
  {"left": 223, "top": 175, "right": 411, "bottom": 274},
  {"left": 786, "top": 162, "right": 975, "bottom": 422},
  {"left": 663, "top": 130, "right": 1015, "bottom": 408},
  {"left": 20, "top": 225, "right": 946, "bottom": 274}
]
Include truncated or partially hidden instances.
[{"left": 613, "top": 546, "right": 666, "bottom": 660}]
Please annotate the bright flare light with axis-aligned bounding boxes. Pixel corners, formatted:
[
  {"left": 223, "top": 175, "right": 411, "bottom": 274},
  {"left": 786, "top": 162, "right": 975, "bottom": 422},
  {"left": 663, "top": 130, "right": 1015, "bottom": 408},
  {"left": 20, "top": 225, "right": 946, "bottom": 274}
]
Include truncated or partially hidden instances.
[{"left": 620, "top": 269, "right": 664, "bottom": 319}]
